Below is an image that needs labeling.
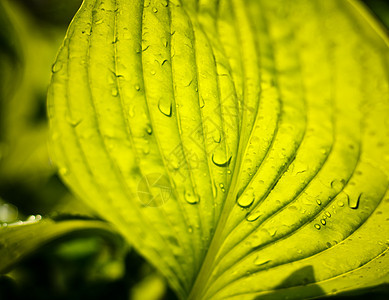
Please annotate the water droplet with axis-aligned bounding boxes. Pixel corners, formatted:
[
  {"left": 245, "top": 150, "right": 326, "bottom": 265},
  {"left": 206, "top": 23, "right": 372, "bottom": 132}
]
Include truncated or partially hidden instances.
[
  {"left": 227, "top": 169, "right": 231, "bottom": 175},
  {"left": 316, "top": 199, "right": 322, "bottom": 205},
  {"left": 184, "top": 190, "right": 199, "bottom": 204},
  {"left": 237, "top": 188, "right": 255, "bottom": 208},
  {"left": 267, "top": 228, "right": 277, "bottom": 237},
  {"left": 153, "top": 7, "right": 158, "bottom": 13},
  {"left": 52, "top": 61, "right": 63, "bottom": 73},
  {"left": 199, "top": 97, "right": 205, "bottom": 108},
  {"left": 212, "top": 148, "right": 232, "bottom": 167},
  {"left": 254, "top": 256, "right": 271, "bottom": 266},
  {"left": 212, "top": 131, "right": 221, "bottom": 143},
  {"left": 151, "top": 70, "right": 156, "bottom": 75},
  {"left": 169, "top": 156, "right": 180, "bottom": 170},
  {"left": 59, "top": 167, "right": 69, "bottom": 176},
  {"left": 348, "top": 193, "right": 361, "bottom": 209},
  {"left": 321, "top": 219, "right": 326, "bottom": 225},
  {"left": 112, "top": 87, "right": 118, "bottom": 97},
  {"left": 246, "top": 210, "right": 261, "bottom": 222},
  {"left": 331, "top": 179, "right": 344, "bottom": 190},
  {"left": 158, "top": 98, "right": 172, "bottom": 117},
  {"left": 314, "top": 224, "right": 321, "bottom": 230},
  {"left": 0, "top": 203, "right": 18, "bottom": 223},
  {"left": 26, "top": 215, "right": 36, "bottom": 221},
  {"left": 325, "top": 211, "right": 331, "bottom": 218},
  {"left": 65, "top": 114, "right": 81, "bottom": 127},
  {"left": 135, "top": 84, "right": 140, "bottom": 91},
  {"left": 146, "top": 125, "right": 153, "bottom": 135},
  {"left": 129, "top": 106, "right": 135, "bottom": 117},
  {"left": 212, "top": 181, "right": 218, "bottom": 198},
  {"left": 337, "top": 201, "right": 344, "bottom": 207},
  {"left": 143, "top": 144, "right": 150, "bottom": 155}
]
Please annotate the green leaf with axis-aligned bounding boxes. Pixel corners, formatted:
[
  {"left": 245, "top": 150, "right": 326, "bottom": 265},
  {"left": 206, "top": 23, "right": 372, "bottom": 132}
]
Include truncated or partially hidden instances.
[
  {"left": 0, "top": 216, "right": 121, "bottom": 273},
  {"left": 47, "top": 0, "right": 389, "bottom": 299}
]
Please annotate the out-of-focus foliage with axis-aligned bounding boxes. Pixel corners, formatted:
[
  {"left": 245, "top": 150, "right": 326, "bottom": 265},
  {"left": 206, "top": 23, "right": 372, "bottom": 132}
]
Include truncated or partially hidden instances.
[
  {"left": 13, "top": 0, "right": 83, "bottom": 26},
  {"left": 363, "top": 0, "right": 389, "bottom": 28},
  {"left": 0, "top": 0, "right": 66, "bottom": 215},
  {"left": 0, "top": 1, "right": 173, "bottom": 299}
]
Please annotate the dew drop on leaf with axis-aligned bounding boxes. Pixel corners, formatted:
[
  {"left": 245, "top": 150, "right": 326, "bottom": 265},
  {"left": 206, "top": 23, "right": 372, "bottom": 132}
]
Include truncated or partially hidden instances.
[
  {"left": 199, "top": 96, "right": 205, "bottom": 108},
  {"left": 129, "top": 106, "right": 135, "bottom": 118},
  {"left": 321, "top": 219, "right": 326, "bottom": 225},
  {"left": 158, "top": 98, "right": 172, "bottom": 117},
  {"left": 212, "top": 148, "right": 232, "bottom": 167},
  {"left": 51, "top": 61, "right": 63, "bottom": 73},
  {"left": 212, "top": 131, "right": 221, "bottom": 143},
  {"left": 111, "top": 87, "right": 118, "bottom": 97},
  {"left": 212, "top": 181, "right": 218, "bottom": 198},
  {"left": 314, "top": 224, "right": 321, "bottom": 230},
  {"left": 143, "top": 143, "right": 150, "bottom": 155},
  {"left": 330, "top": 179, "right": 344, "bottom": 190},
  {"left": 348, "top": 193, "right": 362, "bottom": 209},
  {"left": 146, "top": 125, "right": 153, "bottom": 135},
  {"left": 246, "top": 210, "right": 261, "bottom": 222},
  {"left": 59, "top": 167, "right": 69, "bottom": 176},
  {"left": 237, "top": 188, "right": 255, "bottom": 208},
  {"left": 135, "top": 84, "right": 140, "bottom": 91},
  {"left": 184, "top": 190, "right": 199, "bottom": 204},
  {"left": 65, "top": 114, "right": 81, "bottom": 127},
  {"left": 254, "top": 256, "right": 271, "bottom": 266}
]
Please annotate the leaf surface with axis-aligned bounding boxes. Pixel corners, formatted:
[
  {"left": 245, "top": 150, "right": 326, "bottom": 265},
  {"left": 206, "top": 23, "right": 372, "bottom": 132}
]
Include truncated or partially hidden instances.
[{"left": 48, "top": 0, "right": 389, "bottom": 298}]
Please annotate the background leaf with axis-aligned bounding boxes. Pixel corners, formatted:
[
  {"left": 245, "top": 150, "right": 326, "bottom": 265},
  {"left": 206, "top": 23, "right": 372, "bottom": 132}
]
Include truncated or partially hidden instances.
[
  {"left": 0, "top": 216, "right": 122, "bottom": 273},
  {"left": 48, "top": 0, "right": 389, "bottom": 299}
]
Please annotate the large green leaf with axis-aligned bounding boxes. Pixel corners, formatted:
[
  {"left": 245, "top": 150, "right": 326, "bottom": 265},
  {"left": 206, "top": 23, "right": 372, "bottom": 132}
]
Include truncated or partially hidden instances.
[{"left": 48, "top": 0, "right": 389, "bottom": 298}]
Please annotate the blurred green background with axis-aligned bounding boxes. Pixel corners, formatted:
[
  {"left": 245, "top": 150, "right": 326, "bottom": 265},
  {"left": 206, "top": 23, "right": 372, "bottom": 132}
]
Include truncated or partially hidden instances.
[{"left": 0, "top": 0, "right": 388, "bottom": 299}]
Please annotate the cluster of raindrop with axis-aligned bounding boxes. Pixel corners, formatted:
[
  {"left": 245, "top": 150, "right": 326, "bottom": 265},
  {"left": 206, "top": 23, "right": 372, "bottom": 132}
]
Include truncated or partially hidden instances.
[
  {"left": 1, "top": 215, "right": 42, "bottom": 228},
  {"left": 314, "top": 211, "right": 332, "bottom": 230}
]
